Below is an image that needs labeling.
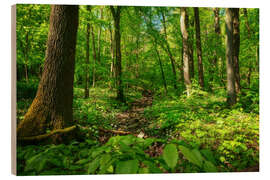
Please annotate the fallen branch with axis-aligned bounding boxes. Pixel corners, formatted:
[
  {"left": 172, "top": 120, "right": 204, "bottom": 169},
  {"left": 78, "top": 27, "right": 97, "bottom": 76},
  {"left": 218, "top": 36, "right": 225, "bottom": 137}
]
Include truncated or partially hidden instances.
[
  {"left": 98, "top": 127, "right": 132, "bottom": 135},
  {"left": 18, "top": 125, "right": 77, "bottom": 142}
]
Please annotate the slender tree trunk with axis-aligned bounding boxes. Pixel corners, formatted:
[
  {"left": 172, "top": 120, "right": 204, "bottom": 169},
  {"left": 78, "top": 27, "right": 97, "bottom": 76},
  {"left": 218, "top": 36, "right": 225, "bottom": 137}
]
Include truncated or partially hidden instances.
[
  {"left": 188, "top": 16, "right": 194, "bottom": 80},
  {"left": 194, "top": 7, "right": 204, "bottom": 89},
  {"left": 243, "top": 8, "right": 252, "bottom": 38},
  {"left": 109, "top": 25, "right": 115, "bottom": 79},
  {"left": 97, "top": 8, "right": 103, "bottom": 63},
  {"left": 213, "top": 8, "right": 221, "bottom": 82},
  {"left": 90, "top": 24, "right": 97, "bottom": 87},
  {"left": 17, "top": 5, "right": 79, "bottom": 142},
  {"left": 135, "top": 36, "right": 140, "bottom": 78},
  {"left": 84, "top": 9, "right": 90, "bottom": 98},
  {"left": 180, "top": 7, "right": 191, "bottom": 96},
  {"left": 161, "top": 10, "right": 177, "bottom": 89},
  {"left": 232, "top": 8, "right": 241, "bottom": 93},
  {"left": 110, "top": 6, "right": 124, "bottom": 102},
  {"left": 154, "top": 40, "right": 167, "bottom": 95},
  {"left": 225, "top": 8, "right": 236, "bottom": 106}
]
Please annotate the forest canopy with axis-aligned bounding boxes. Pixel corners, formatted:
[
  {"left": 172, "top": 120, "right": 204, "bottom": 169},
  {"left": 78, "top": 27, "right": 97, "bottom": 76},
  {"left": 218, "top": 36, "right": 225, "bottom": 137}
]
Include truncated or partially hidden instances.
[{"left": 16, "top": 4, "right": 259, "bottom": 175}]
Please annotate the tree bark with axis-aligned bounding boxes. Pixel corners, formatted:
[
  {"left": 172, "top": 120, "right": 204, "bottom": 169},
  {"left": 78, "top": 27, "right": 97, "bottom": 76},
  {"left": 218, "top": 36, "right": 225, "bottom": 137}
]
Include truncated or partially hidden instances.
[
  {"left": 188, "top": 16, "right": 194, "bottom": 80},
  {"left": 110, "top": 6, "right": 124, "bottom": 102},
  {"left": 194, "top": 8, "right": 204, "bottom": 89},
  {"left": 135, "top": 36, "right": 140, "bottom": 78},
  {"left": 154, "top": 40, "right": 167, "bottom": 96},
  {"left": 225, "top": 8, "right": 236, "bottom": 106},
  {"left": 109, "top": 25, "right": 115, "bottom": 79},
  {"left": 180, "top": 7, "right": 191, "bottom": 96},
  {"left": 84, "top": 6, "right": 90, "bottom": 98},
  {"left": 243, "top": 8, "right": 252, "bottom": 38},
  {"left": 97, "top": 8, "right": 103, "bottom": 63},
  {"left": 232, "top": 8, "right": 241, "bottom": 93},
  {"left": 17, "top": 5, "right": 79, "bottom": 142},
  {"left": 161, "top": 10, "right": 177, "bottom": 89},
  {"left": 213, "top": 8, "right": 221, "bottom": 83}
]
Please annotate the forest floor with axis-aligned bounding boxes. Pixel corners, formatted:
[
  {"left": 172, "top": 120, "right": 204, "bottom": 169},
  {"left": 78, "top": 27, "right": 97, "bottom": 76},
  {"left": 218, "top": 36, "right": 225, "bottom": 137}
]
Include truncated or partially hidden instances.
[
  {"left": 17, "top": 85, "right": 259, "bottom": 175},
  {"left": 115, "top": 90, "right": 153, "bottom": 136}
]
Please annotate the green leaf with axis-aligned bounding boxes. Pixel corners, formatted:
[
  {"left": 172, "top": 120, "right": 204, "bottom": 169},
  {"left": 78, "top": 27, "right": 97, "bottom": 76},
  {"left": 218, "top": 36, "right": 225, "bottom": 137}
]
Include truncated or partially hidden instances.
[
  {"left": 142, "top": 161, "right": 163, "bottom": 173},
  {"left": 91, "top": 148, "right": 104, "bottom": 158},
  {"left": 200, "top": 149, "right": 216, "bottom": 165},
  {"left": 99, "top": 154, "right": 112, "bottom": 174},
  {"left": 75, "top": 158, "right": 90, "bottom": 165},
  {"left": 107, "top": 165, "right": 114, "bottom": 173},
  {"left": 178, "top": 145, "right": 203, "bottom": 167},
  {"left": 163, "top": 144, "right": 178, "bottom": 169},
  {"left": 115, "top": 160, "right": 139, "bottom": 174},
  {"left": 143, "top": 138, "right": 154, "bottom": 148},
  {"left": 139, "top": 167, "right": 149, "bottom": 174},
  {"left": 87, "top": 157, "right": 100, "bottom": 174},
  {"left": 203, "top": 160, "right": 217, "bottom": 172},
  {"left": 120, "top": 135, "right": 134, "bottom": 146},
  {"left": 25, "top": 153, "right": 47, "bottom": 173},
  {"left": 191, "top": 149, "right": 204, "bottom": 166}
]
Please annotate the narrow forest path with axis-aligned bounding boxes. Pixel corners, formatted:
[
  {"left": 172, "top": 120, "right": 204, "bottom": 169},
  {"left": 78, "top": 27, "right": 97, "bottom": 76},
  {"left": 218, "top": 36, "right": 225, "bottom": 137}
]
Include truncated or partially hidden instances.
[{"left": 115, "top": 89, "right": 153, "bottom": 136}]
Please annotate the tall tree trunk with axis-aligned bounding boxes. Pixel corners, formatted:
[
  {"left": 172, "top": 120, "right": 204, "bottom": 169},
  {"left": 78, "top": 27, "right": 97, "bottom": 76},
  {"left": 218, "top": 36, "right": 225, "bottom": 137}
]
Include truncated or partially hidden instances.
[
  {"left": 97, "top": 8, "right": 103, "bottom": 63},
  {"left": 109, "top": 26, "right": 115, "bottom": 79},
  {"left": 225, "top": 8, "right": 236, "bottom": 106},
  {"left": 17, "top": 5, "right": 79, "bottom": 142},
  {"left": 194, "top": 7, "right": 204, "bottom": 89},
  {"left": 243, "top": 8, "right": 252, "bottom": 38},
  {"left": 161, "top": 10, "right": 177, "bottom": 89},
  {"left": 110, "top": 6, "right": 124, "bottom": 102},
  {"left": 154, "top": 40, "right": 167, "bottom": 96},
  {"left": 180, "top": 7, "right": 191, "bottom": 96},
  {"left": 213, "top": 8, "right": 221, "bottom": 83},
  {"left": 135, "top": 36, "right": 140, "bottom": 78},
  {"left": 232, "top": 8, "right": 240, "bottom": 93},
  {"left": 89, "top": 18, "right": 97, "bottom": 87},
  {"left": 88, "top": 6, "right": 97, "bottom": 88},
  {"left": 84, "top": 8, "right": 90, "bottom": 98},
  {"left": 188, "top": 16, "right": 194, "bottom": 80}
]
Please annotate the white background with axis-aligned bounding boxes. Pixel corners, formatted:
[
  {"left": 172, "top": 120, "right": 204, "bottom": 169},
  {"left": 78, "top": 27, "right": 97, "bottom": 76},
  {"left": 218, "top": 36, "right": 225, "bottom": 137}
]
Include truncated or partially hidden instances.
[{"left": 1, "top": 0, "right": 269, "bottom": 179}]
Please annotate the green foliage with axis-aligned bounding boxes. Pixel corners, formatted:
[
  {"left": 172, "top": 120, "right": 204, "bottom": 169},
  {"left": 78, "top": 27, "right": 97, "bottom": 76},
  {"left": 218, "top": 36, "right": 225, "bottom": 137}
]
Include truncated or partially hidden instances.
[
  {"left": 17, "top": 80, "right": 38, "bottom": 100},
  {"left": 115, "top": 160, "right": 139, "bottom": 174},
  {"left": 163, "top": 144, "right": 178, "bottom": 170},
  {"left": 16, "top": 4, "right": 259, "bottom": 175}
]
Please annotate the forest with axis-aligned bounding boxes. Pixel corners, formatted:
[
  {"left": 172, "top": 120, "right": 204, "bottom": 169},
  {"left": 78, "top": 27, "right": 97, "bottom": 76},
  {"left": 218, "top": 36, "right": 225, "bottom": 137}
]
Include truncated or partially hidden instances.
[{"left": 16, "top": 4, "right": 259, "bottom": 175}]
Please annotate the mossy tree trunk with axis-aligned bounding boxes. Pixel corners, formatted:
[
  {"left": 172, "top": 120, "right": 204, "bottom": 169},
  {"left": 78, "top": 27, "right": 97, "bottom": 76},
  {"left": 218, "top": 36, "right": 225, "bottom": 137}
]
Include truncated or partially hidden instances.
[
  {"left": 110, "top": 6, "right": 124, "bottom": 102},
  {"left": 17, "top": 5, "right": 79, "bottom": 143}
]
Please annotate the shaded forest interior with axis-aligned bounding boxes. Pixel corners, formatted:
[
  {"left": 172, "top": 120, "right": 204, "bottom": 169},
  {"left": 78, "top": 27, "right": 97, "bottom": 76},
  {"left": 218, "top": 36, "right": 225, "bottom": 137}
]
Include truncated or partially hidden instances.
[{"left": 16, "top": 5, "right": 259, "bottom": 175}]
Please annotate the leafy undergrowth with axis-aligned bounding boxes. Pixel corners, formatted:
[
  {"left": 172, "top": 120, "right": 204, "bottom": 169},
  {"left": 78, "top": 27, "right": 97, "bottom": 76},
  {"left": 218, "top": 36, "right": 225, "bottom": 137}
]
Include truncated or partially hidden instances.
[
  {"left": 144, "top": 87, "right": 259, "bottom": 172},
  {"left": 17, "top": 135, "right": 220, "bottom": 175},
  {"left": 17, "top": 86, "right": 259, "bottom": 175}
]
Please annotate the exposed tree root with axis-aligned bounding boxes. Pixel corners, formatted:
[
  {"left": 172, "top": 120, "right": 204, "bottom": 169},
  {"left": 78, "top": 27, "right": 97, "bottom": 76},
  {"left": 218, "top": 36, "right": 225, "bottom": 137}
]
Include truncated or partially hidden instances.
[
  {"left": 17, "top": 125, "right": 137, "bottom": 144},
  {"left": 17, "top": 125, "right": 77, "bottom": 142}
]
